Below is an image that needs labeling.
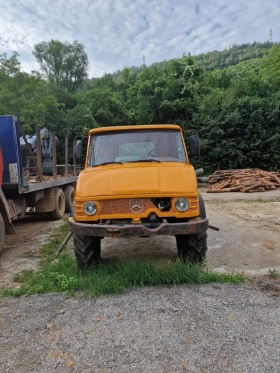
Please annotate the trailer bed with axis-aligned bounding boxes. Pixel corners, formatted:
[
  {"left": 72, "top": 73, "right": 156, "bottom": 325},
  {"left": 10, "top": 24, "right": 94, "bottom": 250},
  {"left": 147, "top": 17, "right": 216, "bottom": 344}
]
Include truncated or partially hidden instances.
[{"left": 19, "top": 176, "right": 77, "bottom": 193}]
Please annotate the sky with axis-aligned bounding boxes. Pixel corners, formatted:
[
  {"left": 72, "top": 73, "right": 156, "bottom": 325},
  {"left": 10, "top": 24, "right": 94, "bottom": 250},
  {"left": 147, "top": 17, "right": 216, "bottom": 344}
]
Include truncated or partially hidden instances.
[{"left": 0, "top": 0, "right": 279, "bottom": 78}]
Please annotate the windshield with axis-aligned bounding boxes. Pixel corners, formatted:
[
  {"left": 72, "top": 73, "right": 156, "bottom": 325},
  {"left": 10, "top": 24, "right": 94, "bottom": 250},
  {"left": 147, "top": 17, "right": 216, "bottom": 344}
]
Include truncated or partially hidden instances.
[{"left": 87, "top": 129, "right": 187, "bottom": 167}]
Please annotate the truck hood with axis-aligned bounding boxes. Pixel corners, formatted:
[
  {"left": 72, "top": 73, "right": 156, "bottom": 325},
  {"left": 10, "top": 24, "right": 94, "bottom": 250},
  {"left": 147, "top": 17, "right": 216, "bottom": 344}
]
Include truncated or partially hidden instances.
[{"left": 76, "top": 163, "right": 197, "bottom": 198}]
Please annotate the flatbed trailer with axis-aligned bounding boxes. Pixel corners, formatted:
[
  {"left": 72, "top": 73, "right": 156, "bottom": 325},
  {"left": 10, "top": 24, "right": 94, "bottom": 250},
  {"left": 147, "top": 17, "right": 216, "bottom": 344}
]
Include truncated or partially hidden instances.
[{"left": 0, "top": 115, "right": 78, "bottom": 253}]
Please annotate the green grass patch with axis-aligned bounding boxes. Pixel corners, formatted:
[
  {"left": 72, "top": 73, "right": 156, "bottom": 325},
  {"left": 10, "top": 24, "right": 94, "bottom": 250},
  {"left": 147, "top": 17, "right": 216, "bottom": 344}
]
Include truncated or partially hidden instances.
[
  {"left": 0, "top": 219, "right": 244, "bottom": 298},
  {"left": 245, "top": 197, "right": 280, "bottom": 203},
  {"left": 40, "top": 218, "right": 70, "bottom": 259},
  {"left": 268, "top": 269, "right": 280, "bottom": 279},
  {"left": 0, "top": 253, "right": 244, "bottom": 297}
]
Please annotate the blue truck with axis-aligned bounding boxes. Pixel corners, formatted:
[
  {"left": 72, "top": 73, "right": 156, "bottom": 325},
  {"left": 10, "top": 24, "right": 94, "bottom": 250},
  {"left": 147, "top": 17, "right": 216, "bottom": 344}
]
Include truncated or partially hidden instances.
[{"left": 0, "top": 115, "right": 78, "bottom": 253}]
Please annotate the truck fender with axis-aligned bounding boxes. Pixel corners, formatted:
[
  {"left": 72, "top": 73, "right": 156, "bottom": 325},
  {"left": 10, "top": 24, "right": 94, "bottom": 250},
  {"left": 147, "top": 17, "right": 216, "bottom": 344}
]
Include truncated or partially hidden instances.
[
  {"left": 0, "top": 189, "right": 16, "bottom": 235},
  {"left": 198, "top": 193, "right": 206, "bottom": 219}
]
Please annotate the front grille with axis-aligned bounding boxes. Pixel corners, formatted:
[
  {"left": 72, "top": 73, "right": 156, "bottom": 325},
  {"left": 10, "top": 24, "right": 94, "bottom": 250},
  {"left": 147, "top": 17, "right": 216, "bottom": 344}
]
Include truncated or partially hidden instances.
[
  {"left": 99, "top": 198, "right": 154, "bottom": 215},
  {"left": 75, "top": 196, "right": 199, "bottom": 218}
]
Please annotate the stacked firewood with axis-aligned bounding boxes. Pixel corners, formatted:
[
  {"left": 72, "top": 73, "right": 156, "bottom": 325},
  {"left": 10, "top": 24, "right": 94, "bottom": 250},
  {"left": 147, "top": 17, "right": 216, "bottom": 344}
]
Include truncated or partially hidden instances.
[{"left": 206, "top": 169, "right": 280, "bottom": 193}]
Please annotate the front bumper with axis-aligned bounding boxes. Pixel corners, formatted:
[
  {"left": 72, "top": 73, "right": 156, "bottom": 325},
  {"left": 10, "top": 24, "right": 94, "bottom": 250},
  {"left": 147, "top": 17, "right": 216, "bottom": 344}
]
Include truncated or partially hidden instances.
[{"left": 68, "top": 217, "right": 209, "bottom": 238}]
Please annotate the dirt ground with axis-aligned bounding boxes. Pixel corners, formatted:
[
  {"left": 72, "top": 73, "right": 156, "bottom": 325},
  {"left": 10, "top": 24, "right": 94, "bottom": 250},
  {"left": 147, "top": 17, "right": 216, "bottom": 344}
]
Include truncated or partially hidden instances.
[
  {"left": 0, "top": 188, "right": 280, "bottom": 288},
  {"left": 0, "top": 217, "right": 64, "bottom": 288}
]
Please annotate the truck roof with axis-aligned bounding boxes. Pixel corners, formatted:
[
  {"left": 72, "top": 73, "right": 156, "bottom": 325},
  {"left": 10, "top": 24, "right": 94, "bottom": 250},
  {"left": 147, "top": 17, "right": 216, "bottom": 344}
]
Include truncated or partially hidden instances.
[{"left": 88, "top": 124, "right": 182, "bottom": 135}]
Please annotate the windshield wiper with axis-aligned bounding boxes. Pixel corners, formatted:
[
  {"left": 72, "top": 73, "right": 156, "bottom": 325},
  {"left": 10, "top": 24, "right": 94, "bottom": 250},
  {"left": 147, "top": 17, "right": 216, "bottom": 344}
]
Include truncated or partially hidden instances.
[
  {"left": 93, "top": 161, "right": 123, "bottom": 167},
  {"left": 127, "top": 159, "right": 161, "bottom": 163}
]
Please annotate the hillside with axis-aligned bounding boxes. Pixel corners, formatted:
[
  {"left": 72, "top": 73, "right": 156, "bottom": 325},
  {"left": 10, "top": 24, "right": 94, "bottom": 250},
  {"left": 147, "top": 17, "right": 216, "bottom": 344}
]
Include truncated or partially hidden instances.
[
  {"left": 89, "top": 41, "right": 275, "bottom": 85},
  {"left": 194, "top": 41, "right": 274, "bottom": 70}
]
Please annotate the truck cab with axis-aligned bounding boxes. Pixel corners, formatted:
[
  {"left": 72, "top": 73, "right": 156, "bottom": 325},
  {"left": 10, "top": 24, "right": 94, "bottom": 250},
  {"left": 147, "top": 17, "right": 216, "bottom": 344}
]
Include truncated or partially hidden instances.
[{"left": 69, "top": 124, "right": 208, "bottom": 268}]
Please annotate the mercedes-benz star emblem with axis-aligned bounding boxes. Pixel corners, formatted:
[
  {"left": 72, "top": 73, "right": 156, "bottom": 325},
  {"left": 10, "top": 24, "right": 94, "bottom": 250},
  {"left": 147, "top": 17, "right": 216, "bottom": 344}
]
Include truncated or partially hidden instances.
[{"left": 129, "top": 199, "right": 144, "bottom": 213}]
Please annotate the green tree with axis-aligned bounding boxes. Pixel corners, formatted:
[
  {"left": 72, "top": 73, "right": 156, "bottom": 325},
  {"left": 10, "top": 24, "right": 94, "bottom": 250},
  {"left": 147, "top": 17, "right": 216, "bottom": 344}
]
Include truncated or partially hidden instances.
[
  {"left": 0, "top": 52, "right": 59, "bottom": 131},
  {"left": 33, "top": 40, "right": 89, "bottom": 93},
  {"left": 262, "top": 44, "right": 280, "bottom": 89}
]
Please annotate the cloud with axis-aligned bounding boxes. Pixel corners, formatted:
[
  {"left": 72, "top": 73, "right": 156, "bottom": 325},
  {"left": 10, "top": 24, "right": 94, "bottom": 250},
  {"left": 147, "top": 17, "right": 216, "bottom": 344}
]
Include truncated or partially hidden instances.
[{"left": 0, "top": 0, "right": 279, "bottom": 77}]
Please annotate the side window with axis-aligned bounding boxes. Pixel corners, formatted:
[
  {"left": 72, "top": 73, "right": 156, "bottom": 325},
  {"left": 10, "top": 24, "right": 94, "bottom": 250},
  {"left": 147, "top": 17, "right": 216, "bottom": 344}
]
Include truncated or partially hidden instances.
[{"left": 87, "top": 137, "right": 96, "bottom": 166}]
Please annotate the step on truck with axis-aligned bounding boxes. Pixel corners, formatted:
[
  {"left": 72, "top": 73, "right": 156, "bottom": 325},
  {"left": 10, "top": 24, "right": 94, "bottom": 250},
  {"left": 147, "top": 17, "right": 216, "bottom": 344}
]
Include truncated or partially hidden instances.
[
  {"left": 0, "top": 115, "right": 78, "bottom": 254},
  {"left": 69, "top": 124, "right": 209, "bottom": 268}
]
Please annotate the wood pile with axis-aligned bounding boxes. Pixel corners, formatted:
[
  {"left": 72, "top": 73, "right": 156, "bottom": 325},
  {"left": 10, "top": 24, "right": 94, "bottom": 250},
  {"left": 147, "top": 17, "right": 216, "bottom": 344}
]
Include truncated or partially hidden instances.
[
  {"left": 25, "top": 174, "right": 74, "bottom": 184},
  {"left": 206, "top": 169, "right": 280, "bottom": 193}
]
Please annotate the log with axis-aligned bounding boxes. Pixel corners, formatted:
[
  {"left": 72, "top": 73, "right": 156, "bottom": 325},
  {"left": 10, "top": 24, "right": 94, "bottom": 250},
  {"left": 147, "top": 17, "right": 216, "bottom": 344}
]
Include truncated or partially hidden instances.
[
  {"left": 206, "top": 168, "right": 280, "bottom": 193},
  {"left": 205, "top": 188, "right": 232, "bottom": 193},
  {"left": 197, "top": 177, "right": 209, "bottom": 183},
  {"left": 195, "top": 168, "right": 204, "bottom": 176},
  {"left": 243, "top": 182, "right": 263, "bottom": 193},
  {"left": 249, "top": 187, "right": 265, "bottom": 193},
  {"left": 229, "top": 186, "right": 243, "bottom": 191}
]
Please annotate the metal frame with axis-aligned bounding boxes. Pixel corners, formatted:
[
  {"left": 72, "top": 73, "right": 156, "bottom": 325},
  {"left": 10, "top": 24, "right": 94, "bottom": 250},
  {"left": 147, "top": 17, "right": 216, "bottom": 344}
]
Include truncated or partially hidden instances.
[
  {"left": 16, "top": 125, "right": 79, "bottom": 193},
  {"left": 19, "top": 177, "right": 77, "bottom": 193},
  {"left": 69, "top": 217, "right": 209, "bottom": 238}
]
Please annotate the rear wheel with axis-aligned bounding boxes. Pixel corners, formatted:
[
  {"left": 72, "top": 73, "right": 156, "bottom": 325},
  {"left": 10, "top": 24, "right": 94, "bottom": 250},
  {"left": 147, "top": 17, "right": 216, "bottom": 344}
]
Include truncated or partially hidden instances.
[
  {"left": 73, "top": 235, "right": 101, "bottom": 268},
  {"left": 0, "top": 214, "right": 5, "bottom": 254},
  {"left": 64, "top": 186, "right": 75, "bottom": 213},
  {"left": 50, "top": 188, "right": 65, "bottom": 220},
  {"left": 176, "top": 233, "right": 207, "bottom": 263}
]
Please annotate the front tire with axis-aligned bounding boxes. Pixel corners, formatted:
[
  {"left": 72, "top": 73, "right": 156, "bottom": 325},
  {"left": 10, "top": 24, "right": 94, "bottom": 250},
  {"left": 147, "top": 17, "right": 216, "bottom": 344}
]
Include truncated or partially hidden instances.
[
  {"left": 73, "top": 235, "right": 101, "bottom": 268},
  {"left": 176, "top": 233, "right": 207, "bottom": 263}
]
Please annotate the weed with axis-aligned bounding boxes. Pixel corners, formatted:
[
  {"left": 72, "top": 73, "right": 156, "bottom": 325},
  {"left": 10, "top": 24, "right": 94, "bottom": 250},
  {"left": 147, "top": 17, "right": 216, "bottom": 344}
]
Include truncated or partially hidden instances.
[
  {"left": 268, "top": 269, "right": 280, "bottom": 279},
  {"left": 23, "top": 251, "right": 38, "bottom": 259}
]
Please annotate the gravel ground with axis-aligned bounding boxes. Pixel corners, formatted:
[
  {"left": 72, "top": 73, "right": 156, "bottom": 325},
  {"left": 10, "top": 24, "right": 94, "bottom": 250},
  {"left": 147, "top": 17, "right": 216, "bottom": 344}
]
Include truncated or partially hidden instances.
[{"left": 1, "top": 283, "right": 280, "bottom": 373}]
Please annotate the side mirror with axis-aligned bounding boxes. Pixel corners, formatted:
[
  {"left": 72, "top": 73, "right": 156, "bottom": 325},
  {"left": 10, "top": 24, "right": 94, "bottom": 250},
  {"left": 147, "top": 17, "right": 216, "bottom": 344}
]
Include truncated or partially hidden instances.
[
  {"left": 75, "top": 140, "right": 82, "bottom": 159},
  {"left": 188, "top": 135, "right": 200, "bottom": 156}
]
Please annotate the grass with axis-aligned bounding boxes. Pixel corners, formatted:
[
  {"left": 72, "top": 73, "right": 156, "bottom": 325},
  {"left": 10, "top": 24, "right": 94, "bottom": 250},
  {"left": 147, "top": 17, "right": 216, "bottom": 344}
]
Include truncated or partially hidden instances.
[
  {"left": 40, "top": 218, "right": 70, "bottom": 259},
  {"left": 245, "top": 197, "right": 280, "bottom": 203},
  {"left": 268, "top": 269, "right": 280, "bottom": 280},
  {"left": 0, "top": 221, "right": 244, "bottom": 298}
]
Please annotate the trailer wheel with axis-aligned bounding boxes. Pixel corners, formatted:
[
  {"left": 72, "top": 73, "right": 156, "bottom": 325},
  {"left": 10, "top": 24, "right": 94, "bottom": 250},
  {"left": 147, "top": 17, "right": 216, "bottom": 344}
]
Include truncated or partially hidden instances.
[
  {"left": 73, "top": 235, "right": 101, "bottom": 268},
  {"left": 0, "top": 214, "right": 5, "bottom": 254},
  {"left": 64, "top": 186, "right": 75, "bottom": 213},
  {"left": 176, "top": 233, "right": 207, "bottom": 263},
  {"left": 50, "top": 188, "right": 65, "bottom": 220}
]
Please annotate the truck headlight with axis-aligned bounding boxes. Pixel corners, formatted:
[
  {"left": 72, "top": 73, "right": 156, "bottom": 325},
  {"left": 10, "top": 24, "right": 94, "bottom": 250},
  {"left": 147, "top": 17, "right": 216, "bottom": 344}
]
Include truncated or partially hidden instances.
[
  {"left": 84, "top": 201, "right": 97, "bottom": 216},
  {"left": 175, "top": 198, "right": 189, "bottom": 212}
]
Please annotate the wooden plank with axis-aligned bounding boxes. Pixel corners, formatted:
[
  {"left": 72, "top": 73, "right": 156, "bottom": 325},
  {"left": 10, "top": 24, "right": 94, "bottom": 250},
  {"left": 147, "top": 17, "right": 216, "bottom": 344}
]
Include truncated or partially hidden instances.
[
  {"left": 19, "top": 122, "right": 44, "bottom": 182},
  {"left": 64, "top": 136, "right": 69, "bottom": 177},
  {"left": 51, "top": 132, "right": 57, "bottom": 180},
  {"left": 36, "top": 126, "right": 43, "bottom": 178}
]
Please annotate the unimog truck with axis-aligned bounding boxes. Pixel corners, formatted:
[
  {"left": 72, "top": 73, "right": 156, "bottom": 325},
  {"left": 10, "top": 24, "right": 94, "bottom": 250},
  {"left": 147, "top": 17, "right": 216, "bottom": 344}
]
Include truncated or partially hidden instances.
[{"left": 69, "top": 124, "right": 209, "bottom": 268}]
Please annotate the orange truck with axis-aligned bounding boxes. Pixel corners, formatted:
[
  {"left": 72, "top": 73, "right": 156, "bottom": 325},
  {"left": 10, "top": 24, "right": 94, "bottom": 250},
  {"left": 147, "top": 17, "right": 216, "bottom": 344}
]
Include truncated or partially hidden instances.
[{"left": 69, "top": 124, "right": 209, "bottom": 268}]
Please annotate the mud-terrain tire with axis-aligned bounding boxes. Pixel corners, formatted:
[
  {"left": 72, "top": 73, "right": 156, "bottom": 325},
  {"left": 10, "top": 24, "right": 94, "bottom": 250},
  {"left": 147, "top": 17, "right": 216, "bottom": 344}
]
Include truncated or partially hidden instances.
[
  {"left": 74, "top": 235, "right": 101, "bottom": 268},
  {"left": 64, "top": 186, "right": 75, "bottom": 213},
  {"left": 50, "top": 188, "right": 65, "bottom": 220},
  {"left": 176, "top": 233, "right": 207, "bottom": 263},
  {"left": 0, "top": 214, "right": 5, "bottom": 254}
]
